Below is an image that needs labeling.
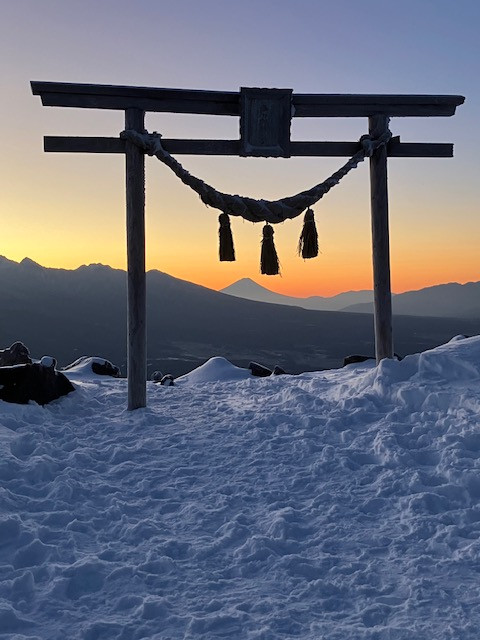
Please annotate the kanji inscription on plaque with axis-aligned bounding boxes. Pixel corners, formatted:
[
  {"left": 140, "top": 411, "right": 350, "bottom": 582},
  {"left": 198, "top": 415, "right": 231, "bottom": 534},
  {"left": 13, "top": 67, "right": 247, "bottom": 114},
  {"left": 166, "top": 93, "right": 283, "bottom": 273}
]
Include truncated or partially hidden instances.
[{"left": 240, "top": 87, "right": 292, "bottom": 157}]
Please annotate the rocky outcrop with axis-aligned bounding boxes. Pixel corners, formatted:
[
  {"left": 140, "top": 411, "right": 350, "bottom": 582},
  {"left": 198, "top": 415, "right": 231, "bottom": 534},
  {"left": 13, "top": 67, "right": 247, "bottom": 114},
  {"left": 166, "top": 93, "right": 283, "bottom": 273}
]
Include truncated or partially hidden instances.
[
  {"left": 0, "top": 342, "right": 32, "bottom": 367},
  {"left": 0, "top": 360, "right": 75, "bottom": 405}
]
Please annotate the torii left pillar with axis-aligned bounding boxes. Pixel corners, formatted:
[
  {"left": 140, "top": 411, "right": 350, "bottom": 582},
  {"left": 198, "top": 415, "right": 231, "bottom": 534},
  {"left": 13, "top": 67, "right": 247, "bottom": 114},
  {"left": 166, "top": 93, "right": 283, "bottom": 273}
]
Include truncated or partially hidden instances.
[{"left": 125, "top": 108, "right": 147, "bottom": 409}]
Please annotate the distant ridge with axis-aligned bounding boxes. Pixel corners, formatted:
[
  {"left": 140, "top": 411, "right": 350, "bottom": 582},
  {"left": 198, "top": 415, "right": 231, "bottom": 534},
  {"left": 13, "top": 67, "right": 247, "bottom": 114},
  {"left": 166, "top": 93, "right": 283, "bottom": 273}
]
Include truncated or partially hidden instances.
[
  {"left": 221, "top": 277, "right": 480, "bottom": 319},
  {"left": 221, "top": 278, "right": 373, "bottom": 311},
  {"left": 341, "top": 281, "right": 480, "bottom": 318}
]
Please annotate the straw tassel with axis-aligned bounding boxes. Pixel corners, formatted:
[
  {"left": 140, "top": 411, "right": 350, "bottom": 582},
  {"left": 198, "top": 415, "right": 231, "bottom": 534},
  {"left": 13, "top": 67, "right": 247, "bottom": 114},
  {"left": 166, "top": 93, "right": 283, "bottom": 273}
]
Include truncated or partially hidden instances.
[
  {"left": 260, "top": 224, "right": 280, "bottom": 275},
  {"left": 218, "top": 212, "right": 235, "bottom": 261},
  {"left": 298, "top": 208, "right": 319, "bottom": 259}
]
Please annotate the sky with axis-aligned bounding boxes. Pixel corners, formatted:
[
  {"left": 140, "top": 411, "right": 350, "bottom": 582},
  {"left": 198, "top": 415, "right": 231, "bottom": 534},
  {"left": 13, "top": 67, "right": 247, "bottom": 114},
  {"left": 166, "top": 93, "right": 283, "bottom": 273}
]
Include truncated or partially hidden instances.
[{"left": 0, "top": 0, "right": 479, "bottom": 296}]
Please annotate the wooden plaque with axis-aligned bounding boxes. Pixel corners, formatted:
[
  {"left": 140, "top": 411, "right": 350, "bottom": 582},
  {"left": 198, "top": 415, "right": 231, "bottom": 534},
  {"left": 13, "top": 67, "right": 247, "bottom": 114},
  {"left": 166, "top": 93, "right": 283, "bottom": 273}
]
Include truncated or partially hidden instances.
[{"left": 240, "top": 87, "right": 292, "bottom": 157}]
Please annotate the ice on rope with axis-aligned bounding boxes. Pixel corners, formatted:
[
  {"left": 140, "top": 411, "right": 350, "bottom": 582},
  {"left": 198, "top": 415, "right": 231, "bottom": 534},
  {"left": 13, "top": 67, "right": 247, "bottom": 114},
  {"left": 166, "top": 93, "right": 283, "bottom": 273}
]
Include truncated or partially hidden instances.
[{"left": 1, "top": 336, "right": 480, "bottom": 638}]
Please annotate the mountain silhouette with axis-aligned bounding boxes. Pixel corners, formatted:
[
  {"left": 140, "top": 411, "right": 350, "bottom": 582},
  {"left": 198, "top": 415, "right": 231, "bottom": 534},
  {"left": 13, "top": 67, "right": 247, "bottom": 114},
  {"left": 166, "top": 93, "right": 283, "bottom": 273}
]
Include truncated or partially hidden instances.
[
  {"left": 341, "top": 282, "right": 480, "bottom": 317},
  {"left": 222, "top": 277, "right": 480, "bottom": 318},
  {"left": 221, "top": 278, "right": 373, "bottom": 311},
  {"left": 1, "top": 257, "right": 479, "bottom": 376}
]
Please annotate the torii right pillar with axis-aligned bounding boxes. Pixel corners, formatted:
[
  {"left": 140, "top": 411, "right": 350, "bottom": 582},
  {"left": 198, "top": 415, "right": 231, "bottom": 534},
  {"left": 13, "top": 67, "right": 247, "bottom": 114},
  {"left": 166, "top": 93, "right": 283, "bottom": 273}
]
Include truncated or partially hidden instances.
[{"left": 369, "top": 114, "right": 393, "bottom": 363}]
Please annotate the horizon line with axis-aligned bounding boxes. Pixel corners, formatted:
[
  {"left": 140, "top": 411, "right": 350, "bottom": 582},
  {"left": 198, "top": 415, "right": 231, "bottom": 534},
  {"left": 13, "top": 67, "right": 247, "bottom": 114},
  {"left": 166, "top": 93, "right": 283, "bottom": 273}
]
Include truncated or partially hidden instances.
[{"left": 2, "top": 254, "right": 478, "bottom": 300}]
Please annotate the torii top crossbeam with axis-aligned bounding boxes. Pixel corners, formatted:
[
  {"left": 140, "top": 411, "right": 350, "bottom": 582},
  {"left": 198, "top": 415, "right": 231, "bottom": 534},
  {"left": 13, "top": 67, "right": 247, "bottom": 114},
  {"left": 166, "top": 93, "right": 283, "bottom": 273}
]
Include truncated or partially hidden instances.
[
  {"left": 31, "top": 81, "right": 464, "bottom": 409},
  {"left": 32, "top": 81, "right": 463, "bottom": 116}
]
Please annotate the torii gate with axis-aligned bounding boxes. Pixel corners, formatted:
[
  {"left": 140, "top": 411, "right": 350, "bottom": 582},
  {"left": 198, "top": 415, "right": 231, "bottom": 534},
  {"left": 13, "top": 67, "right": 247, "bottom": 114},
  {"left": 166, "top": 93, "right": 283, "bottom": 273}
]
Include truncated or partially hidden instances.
[{"left": 31, "top": 82, "right": 464, "bottom": 409}]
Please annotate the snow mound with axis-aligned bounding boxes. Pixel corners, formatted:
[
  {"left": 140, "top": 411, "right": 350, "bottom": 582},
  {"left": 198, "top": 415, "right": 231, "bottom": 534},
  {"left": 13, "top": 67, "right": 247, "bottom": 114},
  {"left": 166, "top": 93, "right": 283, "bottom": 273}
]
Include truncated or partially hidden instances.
[
  {"left": 176, "top": 356, "right": 252, "bottom": 384},
  {"left": 330, "top": 334, "right": 480, "bottom": 407},
  {"left": 1, "top": 336, "right": 480, "bottom": 638},
  {"left": 61, "top": 356, "right": 120, "bottom": 380}
]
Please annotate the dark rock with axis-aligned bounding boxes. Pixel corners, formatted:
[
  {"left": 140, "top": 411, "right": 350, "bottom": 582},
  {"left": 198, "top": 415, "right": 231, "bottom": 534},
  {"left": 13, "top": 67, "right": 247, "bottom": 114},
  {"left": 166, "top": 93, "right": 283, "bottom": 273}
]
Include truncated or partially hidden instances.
[
  {"left": 91, "top": 360, "right": 120, "bottom": 377},
  {"left": 151, "top": 370, "right": 164, "bottom": 383},
  {"left": 248, "top": 361, "right": 272, "bottom": 377},
  {"left": 160, "top": 374, "right": 175, "bottom": 386},
  {"left": 40, "top": 356, "right": 57, "bottom": 368},
  {"left": 0, "top": 363, "right": 75, "bottom": 405},
  {"left": 343, "top": 353, "right": 403, "bottom": 367},
  {"left": 0, "top": 342, "right": 32, "bottom": 367},
  {"left": 62, "top": 356, "right": 120, "bottom": 377},
  {"left": 272, "top": 365, "right": 287, "bottom": 375},
  {"left": 343, "top": 355, "right": 375, "bottom": 367}
]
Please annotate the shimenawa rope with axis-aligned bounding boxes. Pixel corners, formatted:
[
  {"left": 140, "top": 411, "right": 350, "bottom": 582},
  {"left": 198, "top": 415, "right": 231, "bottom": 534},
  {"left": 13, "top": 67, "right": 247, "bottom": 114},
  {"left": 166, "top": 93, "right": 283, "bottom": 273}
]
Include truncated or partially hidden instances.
[{"left": 120, "top": 128, "right": 391, "bottom": 273}]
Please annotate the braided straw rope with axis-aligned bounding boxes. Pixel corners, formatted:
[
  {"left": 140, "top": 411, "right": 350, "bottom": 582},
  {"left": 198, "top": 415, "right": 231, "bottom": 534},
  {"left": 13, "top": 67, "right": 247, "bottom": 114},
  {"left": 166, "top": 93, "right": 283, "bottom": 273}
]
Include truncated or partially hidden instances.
[{"left": 120, "top": 129, "right": 392, "bottom": 224}]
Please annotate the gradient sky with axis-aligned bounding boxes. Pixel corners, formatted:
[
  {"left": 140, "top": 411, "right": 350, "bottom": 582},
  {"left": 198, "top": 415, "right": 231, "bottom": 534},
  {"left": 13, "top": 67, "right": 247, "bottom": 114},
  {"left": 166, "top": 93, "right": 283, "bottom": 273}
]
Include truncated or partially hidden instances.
[{"left": 0, "top": 0, "right": 479, "bottom": 296}]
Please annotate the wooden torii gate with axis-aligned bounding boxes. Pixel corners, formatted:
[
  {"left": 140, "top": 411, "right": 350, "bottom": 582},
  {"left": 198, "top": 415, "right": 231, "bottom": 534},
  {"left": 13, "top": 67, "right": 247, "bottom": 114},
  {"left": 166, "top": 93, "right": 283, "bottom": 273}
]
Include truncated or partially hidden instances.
[{"left": 31, "top": 82, "right": 464, "bottom": 409}]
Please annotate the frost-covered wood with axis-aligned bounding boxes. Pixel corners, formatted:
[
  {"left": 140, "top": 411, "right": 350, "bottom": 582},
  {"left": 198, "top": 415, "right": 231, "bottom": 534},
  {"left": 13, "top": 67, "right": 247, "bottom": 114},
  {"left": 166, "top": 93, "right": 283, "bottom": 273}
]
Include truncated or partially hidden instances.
[
  {"left": 44, "top": 136, "right": 454, "bottom": 158},
  {"left": 31, "top": 81, "right": 464, "bottom": 117},
  {"left": 125, "top": 108, "right": 147, "bottom": 410},
  {"left": 369, "top": 115, "right": 393, "bottom": 363},
  {"left": 240, "top": 88, "right": 292, "bottom": 157}
]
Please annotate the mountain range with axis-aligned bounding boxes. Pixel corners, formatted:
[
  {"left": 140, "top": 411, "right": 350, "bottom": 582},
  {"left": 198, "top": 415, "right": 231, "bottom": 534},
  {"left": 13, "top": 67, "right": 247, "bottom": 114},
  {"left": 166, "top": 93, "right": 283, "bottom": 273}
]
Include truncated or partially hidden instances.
[
  {"left": 221, "top": 278, "right": 480, "bottom": 318},
  {"left": 1, "top": 256, "right": 479, "bottom": 377},
  {"left": 221, "top": 278, "right": 374, "bottom": 311}
]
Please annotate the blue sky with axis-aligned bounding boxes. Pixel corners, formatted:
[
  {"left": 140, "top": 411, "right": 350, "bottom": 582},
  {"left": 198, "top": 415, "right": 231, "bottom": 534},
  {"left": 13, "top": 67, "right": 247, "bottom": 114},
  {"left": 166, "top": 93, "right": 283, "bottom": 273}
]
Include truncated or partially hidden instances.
[{"left": 0, "top": 0, "right": 478, "bottom": 294}]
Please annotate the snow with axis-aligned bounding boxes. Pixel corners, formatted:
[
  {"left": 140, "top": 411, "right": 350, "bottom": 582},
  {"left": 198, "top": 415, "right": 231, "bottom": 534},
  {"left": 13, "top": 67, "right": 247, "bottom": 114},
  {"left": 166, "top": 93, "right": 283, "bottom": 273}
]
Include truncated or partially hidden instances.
[
  {"left": 61, "top": 357, "right": 118, "bottom": 380},
  {"left": 1, "top": 336, "right": 480, "bottom": 638},
  {"left": 176, "top": 356, "right": 253, "bottom": 384}
]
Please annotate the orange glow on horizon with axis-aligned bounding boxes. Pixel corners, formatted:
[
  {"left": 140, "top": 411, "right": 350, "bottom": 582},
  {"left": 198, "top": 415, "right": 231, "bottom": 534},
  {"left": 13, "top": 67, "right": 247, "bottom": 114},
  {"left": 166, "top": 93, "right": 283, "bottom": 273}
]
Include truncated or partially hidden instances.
[
  {"left": 3, "top": 153, "right": 479, "bottom": 299},
  {"left": 3, "top": 242, "right": 479, "bottom": 299}
]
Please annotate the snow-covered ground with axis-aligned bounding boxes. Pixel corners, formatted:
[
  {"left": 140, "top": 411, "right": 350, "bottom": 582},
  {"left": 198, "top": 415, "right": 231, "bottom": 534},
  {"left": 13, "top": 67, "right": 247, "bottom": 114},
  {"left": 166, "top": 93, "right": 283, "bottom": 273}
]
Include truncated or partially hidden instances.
[{"left": 1, "top": 336, "right": 480, "bottom": 639}]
